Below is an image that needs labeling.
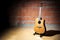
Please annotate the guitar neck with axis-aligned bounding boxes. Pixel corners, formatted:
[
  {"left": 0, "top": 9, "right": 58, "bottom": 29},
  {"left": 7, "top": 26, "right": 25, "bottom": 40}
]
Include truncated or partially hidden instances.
[
  {"left": 38, "top": 7, "right": 42, "bottom": 18},
  {"left": 38, "top": 2, "right": 43, "bottom": 18}
]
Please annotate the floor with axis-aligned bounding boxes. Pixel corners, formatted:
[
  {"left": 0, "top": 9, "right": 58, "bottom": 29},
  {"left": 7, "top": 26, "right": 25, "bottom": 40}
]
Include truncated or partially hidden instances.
[{"left": 1, "top": 27, "right": 60, "bottom": 40}]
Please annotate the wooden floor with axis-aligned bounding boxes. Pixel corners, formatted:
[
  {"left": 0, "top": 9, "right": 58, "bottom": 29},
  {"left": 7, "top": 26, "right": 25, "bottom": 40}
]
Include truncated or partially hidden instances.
[{"left": 1, "top": 27, "right": 60, "bottom": 40}]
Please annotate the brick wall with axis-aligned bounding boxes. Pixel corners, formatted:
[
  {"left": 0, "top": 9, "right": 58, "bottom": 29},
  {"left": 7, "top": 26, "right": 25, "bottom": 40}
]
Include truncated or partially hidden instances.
[{"left": 9, "top": 1, "right": 60, "bottom": 29}]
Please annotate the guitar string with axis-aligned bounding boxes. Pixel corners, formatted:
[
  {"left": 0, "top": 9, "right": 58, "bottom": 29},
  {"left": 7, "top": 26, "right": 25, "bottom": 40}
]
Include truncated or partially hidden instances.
[
  {"left": 39, "top": 7, "right": 42, "bottom": 18},
  {"left": 38, "top": 7, "right": 42, "bottom": 20}
]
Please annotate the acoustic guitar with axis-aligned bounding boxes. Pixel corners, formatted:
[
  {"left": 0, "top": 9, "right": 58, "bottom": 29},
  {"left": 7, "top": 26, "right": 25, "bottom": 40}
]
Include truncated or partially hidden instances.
[{"left": 34, "top": 3, "right": 46, "bottom": 35}]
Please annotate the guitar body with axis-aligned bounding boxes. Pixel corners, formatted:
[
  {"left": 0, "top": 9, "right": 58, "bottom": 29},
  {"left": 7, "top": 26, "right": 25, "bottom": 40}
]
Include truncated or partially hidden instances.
[{"left": 34, "top": 18, "right": 46, "bottom": 34}]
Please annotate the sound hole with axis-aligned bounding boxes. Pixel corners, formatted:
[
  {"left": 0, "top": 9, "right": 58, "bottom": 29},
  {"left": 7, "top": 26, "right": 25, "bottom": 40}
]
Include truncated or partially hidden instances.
[{"left": 38, "top": 21, "right": 41, "bottom": 24}]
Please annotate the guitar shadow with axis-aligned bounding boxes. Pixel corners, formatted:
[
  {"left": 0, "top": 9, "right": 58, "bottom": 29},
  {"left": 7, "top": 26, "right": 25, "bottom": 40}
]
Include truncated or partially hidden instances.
[
  {"left": 43, "top": 30, "right": 60, "bottom": 37},
  {"left": 33, "top": 30, "right": 60, "bottom": 37}
]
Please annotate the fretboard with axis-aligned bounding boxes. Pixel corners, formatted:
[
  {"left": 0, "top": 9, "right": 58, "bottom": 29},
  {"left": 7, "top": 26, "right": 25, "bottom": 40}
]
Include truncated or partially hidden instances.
[{"left": 38, "top": 7, "right": 42, "bottom": 18}]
